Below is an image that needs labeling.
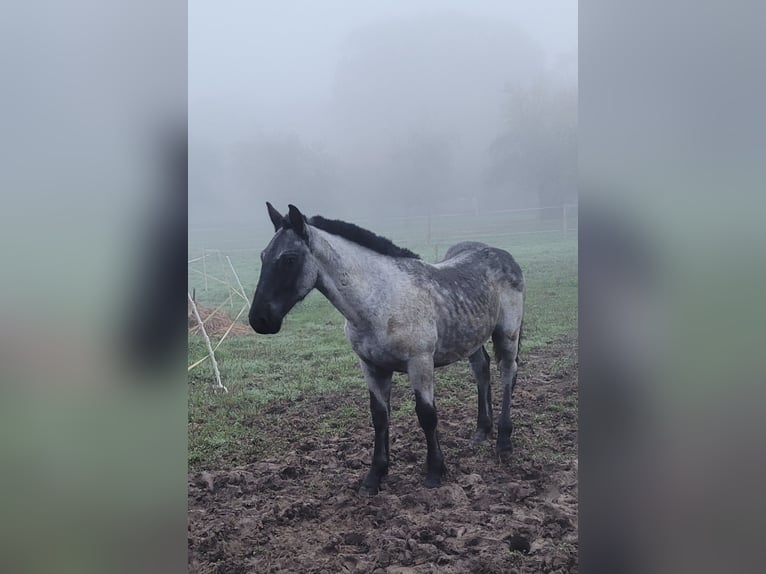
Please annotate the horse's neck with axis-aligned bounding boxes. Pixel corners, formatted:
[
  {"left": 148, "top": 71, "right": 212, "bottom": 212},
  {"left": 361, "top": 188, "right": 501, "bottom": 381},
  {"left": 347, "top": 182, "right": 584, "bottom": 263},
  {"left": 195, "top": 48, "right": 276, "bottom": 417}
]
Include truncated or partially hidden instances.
[{"left": 310, "top": 228, "right": 394, "bottom": 327}]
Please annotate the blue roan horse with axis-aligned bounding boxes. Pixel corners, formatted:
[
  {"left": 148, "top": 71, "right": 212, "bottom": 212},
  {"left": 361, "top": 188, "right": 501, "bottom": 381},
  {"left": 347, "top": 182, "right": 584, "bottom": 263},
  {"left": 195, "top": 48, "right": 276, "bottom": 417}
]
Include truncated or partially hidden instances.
[{"left": 250, "top": 204, "right": 525, "bottom": 496}]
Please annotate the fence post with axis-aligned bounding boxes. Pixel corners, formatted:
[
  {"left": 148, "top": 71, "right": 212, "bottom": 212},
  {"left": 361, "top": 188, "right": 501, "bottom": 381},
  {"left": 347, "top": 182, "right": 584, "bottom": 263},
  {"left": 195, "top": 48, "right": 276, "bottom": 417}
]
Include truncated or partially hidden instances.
[
  {"left": 213, "top": 250, "right": 233, "bottom": 313},
  {"left": 562, "top": 205, "right": 568, "bottom": 238},
  {"left": 202, "top": 249, "right": 209, "bottom": 292}
]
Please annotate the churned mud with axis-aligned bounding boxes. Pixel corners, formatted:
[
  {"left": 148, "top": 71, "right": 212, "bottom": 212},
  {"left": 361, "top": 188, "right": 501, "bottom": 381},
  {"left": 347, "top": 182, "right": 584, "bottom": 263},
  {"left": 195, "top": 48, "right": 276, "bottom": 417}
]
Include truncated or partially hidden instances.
[{"left": 189, "top": 338, "right": 578, "bottom": 573}]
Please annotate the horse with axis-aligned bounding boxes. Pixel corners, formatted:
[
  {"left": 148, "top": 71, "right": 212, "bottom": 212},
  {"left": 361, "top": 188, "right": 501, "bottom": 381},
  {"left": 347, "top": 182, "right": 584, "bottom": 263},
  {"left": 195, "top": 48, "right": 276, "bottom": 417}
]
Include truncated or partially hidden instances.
[{"left": 249, "top": 203, "right": 525, "bottom": 496}]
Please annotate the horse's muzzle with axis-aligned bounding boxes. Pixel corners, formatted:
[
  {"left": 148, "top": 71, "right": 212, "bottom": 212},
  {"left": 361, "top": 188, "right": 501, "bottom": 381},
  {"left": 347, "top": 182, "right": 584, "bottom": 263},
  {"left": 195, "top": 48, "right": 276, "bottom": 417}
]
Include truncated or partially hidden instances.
[{"left": 249, "top": 311, "right": 282, "bottom": 334}]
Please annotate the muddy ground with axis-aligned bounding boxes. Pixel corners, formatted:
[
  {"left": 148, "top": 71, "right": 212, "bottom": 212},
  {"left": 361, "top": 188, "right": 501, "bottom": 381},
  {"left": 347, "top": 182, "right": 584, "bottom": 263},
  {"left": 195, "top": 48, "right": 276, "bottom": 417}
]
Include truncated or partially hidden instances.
[{"left": 189, "top": 338, "right": 578, "bottom": 573}]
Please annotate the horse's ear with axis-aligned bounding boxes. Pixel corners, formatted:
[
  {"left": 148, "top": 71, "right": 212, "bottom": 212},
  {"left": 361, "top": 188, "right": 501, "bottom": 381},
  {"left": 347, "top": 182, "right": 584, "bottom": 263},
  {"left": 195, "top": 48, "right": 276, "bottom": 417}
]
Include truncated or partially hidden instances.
[
  {"left": 287, "top": 204, "right": 308, "bottom": 240},
  {"left": 266, "top": 202, "right": 283, "bottom": 232}
]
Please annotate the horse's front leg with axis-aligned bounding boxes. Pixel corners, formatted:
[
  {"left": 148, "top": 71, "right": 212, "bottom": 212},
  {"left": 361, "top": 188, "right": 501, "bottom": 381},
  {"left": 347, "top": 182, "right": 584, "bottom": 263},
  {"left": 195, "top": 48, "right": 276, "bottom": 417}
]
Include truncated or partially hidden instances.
[
  {"left": 408, "top": 355, "right": 446, "bottom": 488},
  {"left": 359, "top": 360, "right": 393, "bottom": 496}
]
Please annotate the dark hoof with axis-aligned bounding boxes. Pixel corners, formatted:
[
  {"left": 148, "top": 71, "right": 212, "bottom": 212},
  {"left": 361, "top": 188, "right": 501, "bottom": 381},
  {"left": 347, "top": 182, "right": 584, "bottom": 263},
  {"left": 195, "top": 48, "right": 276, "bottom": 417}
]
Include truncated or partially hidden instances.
[
  {"left": 423, "top": 474, "right": 442, "bottom": 489},
  {"left": 358, "top": 483, "right": 380, "bottom": 497},
  {"left": 497, "top": 444, "right": 513, "bottom": 463},
  {"left": 470, "top": 429, "right": 490, "bottom": 448},
  {"left": 423, "top": 460, "right": 446, "bottom": 488}
]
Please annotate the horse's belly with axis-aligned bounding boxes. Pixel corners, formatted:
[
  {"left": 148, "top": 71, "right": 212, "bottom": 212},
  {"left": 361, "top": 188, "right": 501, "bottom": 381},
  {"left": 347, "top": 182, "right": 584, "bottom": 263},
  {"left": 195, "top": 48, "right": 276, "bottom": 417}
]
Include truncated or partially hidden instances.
[
  {"left": 433, "top": 331, "right": 492, "bottom": 367},
  {"left": 433, "top": 310, "right": 496, "bottom": 367},
  {"left": 345, "top": 323, "right": 409, "bottom": 372}
]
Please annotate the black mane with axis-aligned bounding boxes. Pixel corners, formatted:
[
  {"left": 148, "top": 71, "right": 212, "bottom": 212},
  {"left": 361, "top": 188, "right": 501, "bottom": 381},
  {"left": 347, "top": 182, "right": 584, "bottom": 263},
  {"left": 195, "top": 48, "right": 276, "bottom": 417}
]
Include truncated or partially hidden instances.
[{"left": 307, "top": 215, "right": 420, "bottom": 259}]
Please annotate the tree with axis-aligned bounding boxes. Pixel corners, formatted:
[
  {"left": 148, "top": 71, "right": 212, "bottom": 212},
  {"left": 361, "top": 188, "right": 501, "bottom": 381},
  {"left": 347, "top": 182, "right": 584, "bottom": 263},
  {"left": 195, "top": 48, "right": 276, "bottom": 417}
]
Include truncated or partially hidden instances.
[
  {"left": 231, "top": 134, "right": 339, "bottom": 213},
  {"left": 486, "top": 76, "right": 577, "bottom": 214},
  {"left": 328, "top": 13, "right": 544, "bottom": 216},
  {"left": 382, "top": 131, "right": 454, "bottom": 215}
]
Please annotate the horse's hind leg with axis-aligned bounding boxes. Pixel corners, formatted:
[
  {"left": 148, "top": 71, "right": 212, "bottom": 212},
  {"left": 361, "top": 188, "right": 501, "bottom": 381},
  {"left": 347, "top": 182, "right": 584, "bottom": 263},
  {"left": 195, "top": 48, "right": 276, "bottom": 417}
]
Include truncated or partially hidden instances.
[
  {"left": 469, "top": 346, "right": 493, "bottom": 447},
  {"left": 408, "top": 355, "right": 446, "bottom": 488},
  {"left": 492, "top": 326, "right": 520, "bottom": 462}
]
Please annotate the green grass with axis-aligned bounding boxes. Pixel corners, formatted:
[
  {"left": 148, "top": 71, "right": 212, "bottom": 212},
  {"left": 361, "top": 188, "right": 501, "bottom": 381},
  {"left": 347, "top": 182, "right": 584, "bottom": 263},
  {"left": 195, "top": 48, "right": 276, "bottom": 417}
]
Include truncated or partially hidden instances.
[
  {"left": 318, "top": 404, "right": 358, "bottom": 436},
  {"left": 189, "top": 229, "right": 577, "bottom": 469}
]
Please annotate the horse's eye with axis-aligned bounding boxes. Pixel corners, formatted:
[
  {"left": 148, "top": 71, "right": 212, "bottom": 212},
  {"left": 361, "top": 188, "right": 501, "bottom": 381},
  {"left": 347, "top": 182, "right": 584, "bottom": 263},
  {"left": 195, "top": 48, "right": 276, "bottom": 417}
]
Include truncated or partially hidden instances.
[{"left": 283, "top": 254, "right": 297, "bottom": 266}]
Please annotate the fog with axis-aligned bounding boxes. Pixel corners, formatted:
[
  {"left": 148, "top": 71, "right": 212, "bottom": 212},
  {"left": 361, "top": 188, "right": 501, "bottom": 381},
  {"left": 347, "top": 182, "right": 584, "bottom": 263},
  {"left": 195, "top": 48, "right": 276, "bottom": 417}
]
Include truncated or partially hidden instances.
[{"left": 189, "top": 1, "right": 577, "bottom": 224}]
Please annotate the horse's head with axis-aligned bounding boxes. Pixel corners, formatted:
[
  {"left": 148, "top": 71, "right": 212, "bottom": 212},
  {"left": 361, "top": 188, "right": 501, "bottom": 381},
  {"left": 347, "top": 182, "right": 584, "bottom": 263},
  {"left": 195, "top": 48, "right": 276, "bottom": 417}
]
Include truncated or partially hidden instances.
[{"left": 249, "top": 203, "right": 318, "bottom": 334}]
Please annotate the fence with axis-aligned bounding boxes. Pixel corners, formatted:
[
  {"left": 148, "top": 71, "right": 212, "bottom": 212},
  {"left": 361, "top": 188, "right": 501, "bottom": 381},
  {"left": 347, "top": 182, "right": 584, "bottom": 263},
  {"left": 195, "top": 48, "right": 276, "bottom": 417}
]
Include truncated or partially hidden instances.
[
  {"left": 189, "top": 203, "right": 576, "bottom": 307},
  {"left": 189, "top": 204, "right": 577, "bottom": 259}
]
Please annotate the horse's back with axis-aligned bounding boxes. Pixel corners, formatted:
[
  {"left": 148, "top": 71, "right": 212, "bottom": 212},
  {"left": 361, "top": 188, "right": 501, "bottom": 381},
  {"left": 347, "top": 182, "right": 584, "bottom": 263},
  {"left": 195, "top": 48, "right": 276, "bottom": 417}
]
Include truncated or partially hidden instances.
[
  {"left": 440, "top": 241, "right": 524, "bottom": 293},
  {"left": 441, "top": 241, "right": 489, "bottom": 261},
  {"left": 419, "top": 241, "right": 523, "bottom": 365}
]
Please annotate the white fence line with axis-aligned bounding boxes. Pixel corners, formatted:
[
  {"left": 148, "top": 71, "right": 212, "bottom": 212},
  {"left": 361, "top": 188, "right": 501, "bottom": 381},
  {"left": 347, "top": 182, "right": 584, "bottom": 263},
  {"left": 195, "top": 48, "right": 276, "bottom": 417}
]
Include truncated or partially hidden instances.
[
  {"left": 189, "top": 204, "right": 578, "bottom": 234},
  {"left": 190, "top": 204, "right": 577, "bottom": 252},
  {"left": 190, "top": 228, "right": 578, "bottom": 255}
]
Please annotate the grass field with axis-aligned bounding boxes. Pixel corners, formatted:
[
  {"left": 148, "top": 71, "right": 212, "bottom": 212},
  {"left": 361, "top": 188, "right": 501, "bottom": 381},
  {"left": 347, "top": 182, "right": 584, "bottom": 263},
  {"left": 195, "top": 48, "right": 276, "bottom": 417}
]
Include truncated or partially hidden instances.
[{"left": 188, "top": 227, "right": 577, "bottom": 470}]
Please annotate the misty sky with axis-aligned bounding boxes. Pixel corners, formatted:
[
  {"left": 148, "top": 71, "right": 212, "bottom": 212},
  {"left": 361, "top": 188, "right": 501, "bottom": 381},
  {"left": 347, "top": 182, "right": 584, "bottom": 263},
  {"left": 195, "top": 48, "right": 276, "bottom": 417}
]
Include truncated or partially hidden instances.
[
  {"left": 189, "top": 1, "right": 577, "bottom": 220},
  {"left": 190, "top": 1, "right": 576, "bottom": 134}
]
